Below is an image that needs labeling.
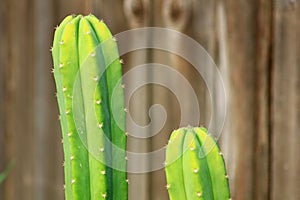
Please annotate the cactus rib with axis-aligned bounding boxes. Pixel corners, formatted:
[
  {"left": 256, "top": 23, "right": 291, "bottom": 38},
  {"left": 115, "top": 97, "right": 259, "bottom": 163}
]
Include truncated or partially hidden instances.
[
  {"left": 52, "top": 14, "right": 127, "bottom": 200},
  {"left": 165, "top": 127, "right": 230, "bottom": 200}
]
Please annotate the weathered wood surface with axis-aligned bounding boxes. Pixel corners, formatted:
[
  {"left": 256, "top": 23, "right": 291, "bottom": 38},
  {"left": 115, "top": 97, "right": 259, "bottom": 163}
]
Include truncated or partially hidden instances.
[
  {"left": 3, "top": 0, "right": 35, "bottom": 199},
  {"left": 253, "top": 1, "right": 272, "bottom": 199},
  {"left": 122, "top": 1, "right": 152, "bottom": 199},
  {"left": 221, "top": 1, "right": 257, "bottom": 199},
  {"left": 272, "top": 1, "right": 300, "bottom": 199},
  {"left": 0, "top": 0, "right": 9, "bottom": 197},
  {"left": 0, "top": 0, "right": 299, "bottom": 199}
]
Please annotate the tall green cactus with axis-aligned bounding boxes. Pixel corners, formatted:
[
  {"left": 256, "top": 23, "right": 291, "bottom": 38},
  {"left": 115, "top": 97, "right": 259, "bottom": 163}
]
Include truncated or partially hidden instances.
[
  {"left": 165, "top": 127, "right": 230, "bottom": 200},
  {"left": 52, "top": 14, "right": 127, "bottom": 200}
]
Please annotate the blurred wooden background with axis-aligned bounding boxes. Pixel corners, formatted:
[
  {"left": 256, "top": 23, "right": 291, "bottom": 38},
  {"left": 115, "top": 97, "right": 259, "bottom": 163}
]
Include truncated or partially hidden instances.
[{"left": 0, "top": 0, "right": 299, "bottom": 199}]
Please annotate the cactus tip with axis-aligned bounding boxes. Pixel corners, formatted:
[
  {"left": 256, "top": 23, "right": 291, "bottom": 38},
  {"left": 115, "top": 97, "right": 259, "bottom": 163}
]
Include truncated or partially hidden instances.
[
  {"left": 53, "top": 14, "right": 128, "bottom": 200},
  {"left": 74, "top": 13, "right": 81, "bottom": 18},
  {"left": 166, "top": 127, "right": 230, "bottom": 199}
]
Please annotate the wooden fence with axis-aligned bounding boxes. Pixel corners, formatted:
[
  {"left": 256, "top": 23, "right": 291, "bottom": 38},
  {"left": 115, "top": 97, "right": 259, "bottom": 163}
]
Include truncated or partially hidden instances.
[{"left": 0, "top": 0, "right": 299, "bottom": 199}]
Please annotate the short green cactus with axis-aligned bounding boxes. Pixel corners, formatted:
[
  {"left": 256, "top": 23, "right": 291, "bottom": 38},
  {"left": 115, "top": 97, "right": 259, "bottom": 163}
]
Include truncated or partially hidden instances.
[
  {"left": 165, "top": 127, "right": 230, "bottom": 200},
  {"left": 52, "top": 14, "right": 127, "bottom": 200}
]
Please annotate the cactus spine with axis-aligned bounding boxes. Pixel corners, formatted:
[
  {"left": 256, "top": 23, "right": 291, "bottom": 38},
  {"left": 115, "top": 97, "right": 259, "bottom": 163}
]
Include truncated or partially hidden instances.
[
  {"left": 165, "top": 127, "right": 230, "bottom": 200},
  {"left": 52, "top": 14, "right": 127, "bottom": 200}
]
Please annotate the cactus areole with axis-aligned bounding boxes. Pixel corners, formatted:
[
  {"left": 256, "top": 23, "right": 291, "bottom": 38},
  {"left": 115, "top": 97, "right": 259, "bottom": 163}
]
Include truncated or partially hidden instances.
[
  {"left": 52, "top": 14, "right": 127, "bottom": 200},
  {"left": 165, "top": 127, "right": 231, "bottom": 200}
]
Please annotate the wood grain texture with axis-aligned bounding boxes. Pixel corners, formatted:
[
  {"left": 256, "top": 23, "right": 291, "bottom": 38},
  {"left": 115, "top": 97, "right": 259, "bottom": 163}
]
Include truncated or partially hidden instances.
[
  {"left": 4, "top": 0, "right": 35, "bottom": 199},
  {"left": 271, "top": 1, "right": 300, "bottom": 199},
  {"left": 253, "top": 1, "right": 272, "bottom": 199},
  {"left": 150, "top": 0, "right": 199, "bottom": 199},
  {"left": 190, "top": 0, "right": 217, "bottom": 135},
  {"left": 223, "top": 0, "right": 257, "bottom": 199},
  {"left": 122, "top": 0, "right": 152, "bottom": 199},
  {"left": 33, "top": 0, "right": 64, "bottom": 199},
  {"left": 0, "top": 0, "right": 9, "bottom": 197},
  {"left": 0, "top": 0, "right": 299, "bottom": 199},
  {"left": 1, "top": 0, "right": 14, "bottom": 198}
]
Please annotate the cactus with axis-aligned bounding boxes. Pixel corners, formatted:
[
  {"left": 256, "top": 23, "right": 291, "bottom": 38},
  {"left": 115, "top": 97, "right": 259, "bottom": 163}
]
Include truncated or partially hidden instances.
[
  {"left": 165, "top": 127, "right": 230, "bottom": 200},
  {"left": 52, "top": 14, "right": 127, "bottom": 200}
]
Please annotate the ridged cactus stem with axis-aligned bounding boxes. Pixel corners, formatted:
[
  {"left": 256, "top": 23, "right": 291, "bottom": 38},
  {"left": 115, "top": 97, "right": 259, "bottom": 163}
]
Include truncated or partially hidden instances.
[
  {"left": 165, "top": 127, "right": 230, "bottom": 200},
  {"left": 52, "top": 14, "right": 127, "bottom": 200}
]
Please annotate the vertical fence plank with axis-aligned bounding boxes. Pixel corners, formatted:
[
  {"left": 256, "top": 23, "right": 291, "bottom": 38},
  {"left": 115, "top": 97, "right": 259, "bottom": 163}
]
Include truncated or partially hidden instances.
[
  {"left": 4, "top": 0, "right": 35, "bottom": 199},
  {"left": 122, "top": 1, "right": 152, "bottom": 199},
  {"left": 191, "top": 0, "right": 217, "bottom": 130},
  {"left": 0, "top": 0, "right": 9, "bottom": 198},
  {"left": 272, "top": 1, "right": 300, "bottom": 199},
  {"left": 150, "top": 0, "right": 217, "bottom": 199},
  {"left": 1, "top": 0, "right": 14, "bottom": 198},
  {"left": 254, "top": 0, "right": 272, "bottom": 199},
  {"left": 151, "top": 0, "right": 181, "bottom": 199},
  {"left": 33, "top": 0, "right": 65, "bottom": 199},
  {"left": 222, "top": 1, "right": 257, "bottom": 199}
]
